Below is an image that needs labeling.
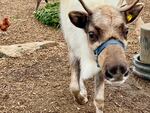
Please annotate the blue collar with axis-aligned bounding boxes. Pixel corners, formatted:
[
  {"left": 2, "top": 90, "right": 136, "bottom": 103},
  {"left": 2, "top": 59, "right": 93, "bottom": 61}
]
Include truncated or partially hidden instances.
[{"left": 94, "top": 38, "right": 125, "bottom": 67}]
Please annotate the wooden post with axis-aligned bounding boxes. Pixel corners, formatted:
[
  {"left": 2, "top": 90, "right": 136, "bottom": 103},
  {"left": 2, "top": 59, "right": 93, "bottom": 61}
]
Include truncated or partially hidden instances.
[{"left": 140, "top": 23, "right": 150, "bottom": 64}]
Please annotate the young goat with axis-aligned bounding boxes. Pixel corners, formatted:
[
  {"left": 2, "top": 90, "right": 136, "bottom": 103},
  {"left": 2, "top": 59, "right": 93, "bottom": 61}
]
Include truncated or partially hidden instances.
[{"left": 60, "top": 0, "right": 144, "bottom": 113}]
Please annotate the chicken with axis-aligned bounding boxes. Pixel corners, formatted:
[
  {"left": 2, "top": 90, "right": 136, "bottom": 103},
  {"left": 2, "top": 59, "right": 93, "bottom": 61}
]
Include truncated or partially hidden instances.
[{"left": 0, "top": 17, "right": 10, "bottom": 31}]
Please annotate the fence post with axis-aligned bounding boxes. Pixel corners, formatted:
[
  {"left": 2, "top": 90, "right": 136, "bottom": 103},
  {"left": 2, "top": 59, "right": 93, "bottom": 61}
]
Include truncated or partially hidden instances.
[
  {"left": 133, "top": 23, "right": 150, "bottom": 80},
  {"left": 140, "top": 23, "right": 150, "bottom": 64}
]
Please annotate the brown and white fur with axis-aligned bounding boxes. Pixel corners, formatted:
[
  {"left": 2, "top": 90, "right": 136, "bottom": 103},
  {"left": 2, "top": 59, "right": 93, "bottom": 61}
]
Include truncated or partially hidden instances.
[{"left": 60, "top": 0, "right": 144, "bottom": 113}]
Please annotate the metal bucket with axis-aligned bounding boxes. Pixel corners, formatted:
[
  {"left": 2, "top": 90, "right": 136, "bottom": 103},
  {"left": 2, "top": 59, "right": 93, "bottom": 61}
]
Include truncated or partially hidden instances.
[{"left": 133, "top": 54, "right": 150, "bottom": 80}]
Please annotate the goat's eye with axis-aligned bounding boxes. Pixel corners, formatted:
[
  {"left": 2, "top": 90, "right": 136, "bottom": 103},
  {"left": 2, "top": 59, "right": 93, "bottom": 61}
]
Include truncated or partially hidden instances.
[
  {"left": 88, "top": 31, "right": 97, "bottom": 41},
  {"left": 89, "top": 31, "right": 94, "bottom": 37},
  {"left": 120, "top": 24, "right": 129, "bottom": 39},
  {"left": 123, "top": 27, "right": 129, "bottom": 39},
  {"left": 125, "top": 27, "right": 129, "bottom": 35}
]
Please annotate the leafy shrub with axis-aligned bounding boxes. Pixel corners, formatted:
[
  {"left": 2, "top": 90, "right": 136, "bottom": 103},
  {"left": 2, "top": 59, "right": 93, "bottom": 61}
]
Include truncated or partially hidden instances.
[{"left": 34, "top": 2, "right": 60, "bottom": 28}]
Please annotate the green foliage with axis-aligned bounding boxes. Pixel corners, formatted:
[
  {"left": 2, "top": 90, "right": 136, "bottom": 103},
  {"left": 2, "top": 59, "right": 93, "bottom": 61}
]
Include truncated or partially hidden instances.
[{"left": 34, "top": 2, "right": 60, "bottom": 28}]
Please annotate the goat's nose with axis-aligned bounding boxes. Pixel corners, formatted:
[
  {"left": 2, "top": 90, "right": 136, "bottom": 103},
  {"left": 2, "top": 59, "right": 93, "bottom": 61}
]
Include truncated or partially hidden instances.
[{"left": 105, "top": 64, "right": 129, "bottom": 79}]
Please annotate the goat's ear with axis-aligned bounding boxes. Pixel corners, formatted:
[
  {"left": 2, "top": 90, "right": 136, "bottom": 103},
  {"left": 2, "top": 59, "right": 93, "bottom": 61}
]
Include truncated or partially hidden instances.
[
  {"left": 123, "top": 3, "right": 144, "bottom": 24},
  {"left": 69, "top": 11, "right": 88, "bottom": 28}
]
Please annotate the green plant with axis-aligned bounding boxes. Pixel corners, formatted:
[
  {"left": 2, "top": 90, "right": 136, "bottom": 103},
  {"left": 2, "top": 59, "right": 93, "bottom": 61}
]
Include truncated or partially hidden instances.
[{"left": 34, "top": 2, "right": 60, "bottom": 28}]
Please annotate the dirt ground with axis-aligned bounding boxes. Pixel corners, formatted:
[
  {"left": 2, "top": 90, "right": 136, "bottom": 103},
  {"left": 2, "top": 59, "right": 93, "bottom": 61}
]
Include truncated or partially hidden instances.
[{"left": 0, "top": 0, "right": 150, "bottom": 113}]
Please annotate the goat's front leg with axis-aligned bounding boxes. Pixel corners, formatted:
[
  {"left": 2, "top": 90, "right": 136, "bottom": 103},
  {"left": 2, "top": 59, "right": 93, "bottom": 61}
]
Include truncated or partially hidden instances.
[
  {"left": 45, "top": 0, "right": 48, "bottom": 3},
  {"left": 36, "top": 0, "right": 42, "bottom": 10},
  {"left": 78, "top": 77, "right": 88, "bottom": 104},
  {"left": 69, "top": 53, "right": 88, "bottom": 105},
  {"left": 70, "top": 64, "right": 88, "bottom": 105},
  {"left": 36, "top": 0, "right": 48, "bottom": 10},
  {"left": 69, "top": 55, "right": 80, "bottom": 102},
  {"left": 94, "top": 73, "right": 104, "bottom": 113}
]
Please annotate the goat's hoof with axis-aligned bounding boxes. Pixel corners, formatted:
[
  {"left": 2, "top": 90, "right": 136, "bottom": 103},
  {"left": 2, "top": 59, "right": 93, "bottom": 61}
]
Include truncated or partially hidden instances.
[
  {"left": 96, "top": 109, "right": 103, "bottom": 113},
  {"left": 71, "top": 90, "right": 88, "bottom": 105},
  {"left": 75, "top": 95, "right": 88, "bottom": 105},
  {"left": 75, "top": 93, "right": 88, "bottom": 105},
  {"left": 94, "top": 99, "right": 104, "bottom": 113}
]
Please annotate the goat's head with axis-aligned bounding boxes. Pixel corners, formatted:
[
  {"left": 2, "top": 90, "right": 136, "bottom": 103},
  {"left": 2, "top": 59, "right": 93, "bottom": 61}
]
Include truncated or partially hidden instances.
[{"left": 68, "top": 0, "right": 144, "bottom": 85}]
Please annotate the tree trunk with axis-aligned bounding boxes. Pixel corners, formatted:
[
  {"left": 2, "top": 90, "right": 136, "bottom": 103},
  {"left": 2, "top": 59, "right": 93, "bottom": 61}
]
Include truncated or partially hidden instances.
[{"left": 140, "top": 23, "right": 150, "bottom": 64}]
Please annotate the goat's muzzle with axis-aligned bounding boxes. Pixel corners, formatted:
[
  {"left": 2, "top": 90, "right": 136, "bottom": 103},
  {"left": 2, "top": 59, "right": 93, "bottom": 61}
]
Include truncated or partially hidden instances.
[
  {"left": 95, "top": 38, "right": 129, "bottom": 85},
  {"left": 104, "top": 62, "right": 129, "bottom": 84}
]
